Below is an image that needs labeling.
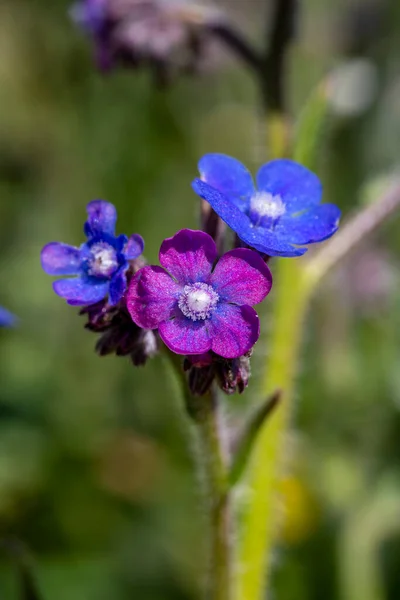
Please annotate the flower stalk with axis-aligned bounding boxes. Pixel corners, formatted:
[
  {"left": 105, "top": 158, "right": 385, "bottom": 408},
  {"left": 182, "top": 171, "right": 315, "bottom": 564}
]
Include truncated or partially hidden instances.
[
  {"left": 167, "top": 350, "right": 232, "bottom": 600},
  {"left": 234, "top": 258, "right": 310, "bottom": 600},
  {"left": 195, "top": 389, "right": 231, "bottom": 600}
]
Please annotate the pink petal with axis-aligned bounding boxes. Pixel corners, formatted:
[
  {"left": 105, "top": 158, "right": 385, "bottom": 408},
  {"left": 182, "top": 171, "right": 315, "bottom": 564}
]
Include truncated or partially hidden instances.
[
  {"left": 159, "top": 229, "right": 216, "bottom": 284},
  {"left": 127, "top": 265, "right": 182, "bottom": 329},
  {"left": 210, "top": 248, "right": 272, "bottom": 305},
  {"left": 158, "top": 314, "right": 212, "bottom": 355},
  {"left": 210, "top": 304, "right": 260, "bottom": 358}
]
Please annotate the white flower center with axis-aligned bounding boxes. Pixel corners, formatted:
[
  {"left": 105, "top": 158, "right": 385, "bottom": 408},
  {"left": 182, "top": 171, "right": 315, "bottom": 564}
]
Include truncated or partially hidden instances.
[
  {"left": 250, "top": 191, "right": 286, "bottom": 220},
  {"left": 89, "top": 242, "right": 118, "bottom": 277},
  {"left": 178, "top": 282, "right": 219, "bottom": 321}
]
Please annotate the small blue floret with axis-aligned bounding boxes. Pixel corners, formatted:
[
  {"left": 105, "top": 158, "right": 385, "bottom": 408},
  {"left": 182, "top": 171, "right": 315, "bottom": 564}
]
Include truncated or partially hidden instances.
[
  {"left": 192, "top": 154, "right": 341, "bottom": 257},
  {"left": 0, "top": 306, "right": 17, "bottom": 328},
  {"left": 41, "top": 200, "right": 144, "bottom": 306}
]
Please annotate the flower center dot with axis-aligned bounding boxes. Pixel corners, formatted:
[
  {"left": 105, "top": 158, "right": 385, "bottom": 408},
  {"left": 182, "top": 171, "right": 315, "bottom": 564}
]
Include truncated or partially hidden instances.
[
  {"left": 178, "top": 282, "right": 219, "bottom": 322},
  {"left": 250, "top": 191, "right": 286, "bottom": 221},
  {"left": 88, "top": 242, "right": 118, "bottom": 278}
]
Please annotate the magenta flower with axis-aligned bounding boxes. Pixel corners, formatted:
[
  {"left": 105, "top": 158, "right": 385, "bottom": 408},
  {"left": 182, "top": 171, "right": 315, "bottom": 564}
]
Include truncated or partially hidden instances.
[{"left": 127, "top": 229, "right": 272, "bottom": 359}]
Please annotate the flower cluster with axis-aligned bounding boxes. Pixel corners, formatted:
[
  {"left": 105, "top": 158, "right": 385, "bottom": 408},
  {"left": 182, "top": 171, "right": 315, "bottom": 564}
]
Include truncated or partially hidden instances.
[
  {"left": 40, "top": 155, "right": 340, "bottom": 394},
  {"left": 41, "top": 200, "right": 144, "bottom": 306}
]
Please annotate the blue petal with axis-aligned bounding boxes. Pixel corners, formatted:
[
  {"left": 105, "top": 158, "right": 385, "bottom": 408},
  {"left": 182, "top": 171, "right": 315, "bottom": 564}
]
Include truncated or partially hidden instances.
[
  {"left": 192, "top": 178, "right": 253, "bottom": 234},
  {"left": 109, "top": 268, "right": 127, "bottom": 305},
  {"left": 41, "top": 242, "right": 81, "bottom": 276},
  {"left": 70, "top": 0, "right": 106, "bottom": 33},
  {"left": 198, "top": 154, "right": 254, "bottom": 210},
  {"left": 0, "top": 306, "right": 17, "bottom": 327},
  {"left": 124, "top": 234, "right": 144, "bottom": 259},
  {"left": 115, "top": 234, "right": 128, "bottom": 252},
  {"left": 276, "top": 204, "right": 341, "bottom": 245},
  {"left": 84, "top": 200, "right": 117, "bottom": 238},
  {"left": 192, "top": 178, "right": 305, "bottom": 257},
  {"left": 256, "top": 159, "right": 322, "bottom": 213},
  {"left": 239, "top": 228, "right": 307, "bottom": 257},
  {"left": 53, "top": 277, "right": 108, "bottom": 305}
]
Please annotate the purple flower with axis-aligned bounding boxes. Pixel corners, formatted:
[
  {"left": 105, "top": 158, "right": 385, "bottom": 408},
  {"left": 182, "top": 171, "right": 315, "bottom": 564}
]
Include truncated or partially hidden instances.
[
  {"left": 71, "top": 0, "right": 220, "bottom": 78},
  {"left": 41, "top": 200, "right": 144, "bottom": 306},
  {"left": 192, "top": 154, "right": 341, "bottom": 257},
  {"left": 127, "top": 229, "right": 272, "bottom": 359},
  {"left": 0, "top": 306, "right": 17, "bottom": 327}
]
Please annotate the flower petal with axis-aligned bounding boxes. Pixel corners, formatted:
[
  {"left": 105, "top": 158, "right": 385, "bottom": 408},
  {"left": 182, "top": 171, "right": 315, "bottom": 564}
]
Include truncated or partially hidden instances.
[
  {"left": 127, "top": 266, "right": 182, "bottom": 329},
  {"left": 192, "top": 179, "right": 253, "bottom": 235},
  {"left": 109, "top": 268, "right": 127, "bottom": 305},
  {"left": 0, "top": 306, "right": 17, "bottom": 327},
  {"left": 238, "top": 227, "right": 307, "bottom": 257},
  {"left": 210, "top": 248, "right": 272, "bottom": 305},
  {"left": 41, "top": 242, "right": 81, "bottom": 276},
  {"left": 276, "top": 204, "right": 341, "bottom": 244},
  {"left": 159, "top": 229, "right": 216, "bottom": 284},
  {"left": 192, "top": 180, "right": 306, "bottom": 257},
  {"left": 256, "top": 159, "right": 322, "bottom": 213},
  {"left": 70, "top": 0, "right": 106, "bottom": 33},
  {"left": 198, "top": 154, "right": 254, "bottom": 210},
  {"left": 210, "top": 304, "right": 260, "bottom": 358},
  {"left": 115, "top": 234, "right": 128, "bottom": 251},
  {"left": 124, "top": 234, "right": 144, "bottom": 259},
  {"left": 158, "top": 314, "right": 212, "bottom": 355},
  {"left": 53, "top": 277, "right": 108, "bottom": 305},
  {"left": 84, "top": 200, "right": 117, "bottom": 237}
]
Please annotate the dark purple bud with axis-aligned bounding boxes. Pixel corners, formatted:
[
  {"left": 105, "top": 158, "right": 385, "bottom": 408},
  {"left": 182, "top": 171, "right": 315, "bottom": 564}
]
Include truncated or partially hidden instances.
[
  {"left": 184, "top": 350, "right": 252, "bottom": 396},
  {"left": 188, "top": 363, "right": 215, "bottom": 397},
  {"left": 81, "top": 300, "right": 158, "bottom": 366},
  {"left": 214, "top": 352, "right": 251, "bottom": 395}
]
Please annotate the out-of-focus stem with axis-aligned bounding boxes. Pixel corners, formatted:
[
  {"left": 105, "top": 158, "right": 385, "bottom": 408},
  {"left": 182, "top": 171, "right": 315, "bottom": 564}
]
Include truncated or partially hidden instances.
[
  {"left": 305, "top": 180, "right": 400, "bottom": 288},
  {"left": 339, "top": 480, "right": 400, "bottom": 600},
  {"left": 234, "top": 258, "right": 310, "bottom": 600}
]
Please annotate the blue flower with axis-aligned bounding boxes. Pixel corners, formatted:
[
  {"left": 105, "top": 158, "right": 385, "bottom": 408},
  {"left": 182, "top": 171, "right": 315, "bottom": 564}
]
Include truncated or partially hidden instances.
[
  {"left": 0, "top": 306, "right": 17, "bottom": 327},
  {"left": 41, "top": 200, "right": 144, "bottom": 306},
  {"left": 192, "top": 154, "right": 341, "bottom": 257}
]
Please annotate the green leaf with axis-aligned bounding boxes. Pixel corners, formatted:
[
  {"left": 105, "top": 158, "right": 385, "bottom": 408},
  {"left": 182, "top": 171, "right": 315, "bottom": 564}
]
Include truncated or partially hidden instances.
[
  {"left": 293, "top": 78, "right": 331, "bottom": 170},
  {"left": 228, "top": 390, "right": 281, "bottom": 488}
]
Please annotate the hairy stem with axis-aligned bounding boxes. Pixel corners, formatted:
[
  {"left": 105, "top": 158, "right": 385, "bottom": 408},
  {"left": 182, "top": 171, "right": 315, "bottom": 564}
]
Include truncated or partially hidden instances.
[
  {"left": 166, "top": 350, "right": 231, "bottom": 600},
  {"left": 196, "top": 389, "right": 231, "bottom": 600}
]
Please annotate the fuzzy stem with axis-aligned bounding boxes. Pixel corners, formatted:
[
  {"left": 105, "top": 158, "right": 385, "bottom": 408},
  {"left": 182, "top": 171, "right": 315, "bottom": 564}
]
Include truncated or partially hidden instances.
[
  {"left": 166, "top": 350, "right": 231, "bottom": 600},
  {"left": 196, "top": 389, "right": 231, "bottom": 600},
  {"left": 234, "top": 259, "right": 309, "bottom": 600}
]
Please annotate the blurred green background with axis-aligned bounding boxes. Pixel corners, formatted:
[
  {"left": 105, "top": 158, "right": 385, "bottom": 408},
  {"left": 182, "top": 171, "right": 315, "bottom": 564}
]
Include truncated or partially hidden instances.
[{"left": 1, "top": 0, "right": 400, "bottom": 598}]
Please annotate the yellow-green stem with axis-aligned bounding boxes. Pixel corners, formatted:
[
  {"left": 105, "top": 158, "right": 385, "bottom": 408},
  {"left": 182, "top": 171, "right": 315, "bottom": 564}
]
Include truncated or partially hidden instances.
[{"left": 234, "top": 258, "right": 310, "bottom": 600}]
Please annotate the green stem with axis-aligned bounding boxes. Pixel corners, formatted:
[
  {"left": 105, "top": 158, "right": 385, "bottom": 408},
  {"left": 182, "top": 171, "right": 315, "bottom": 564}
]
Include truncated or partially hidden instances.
[
  {"left": 198, "top": 389, "right": 231, "bottom": 600},
  {"left": 234, "top": 258, "right": 310, "bottom": 600},
  {"left": 165, "top": 350, "right": 231, "bottom": 600}
]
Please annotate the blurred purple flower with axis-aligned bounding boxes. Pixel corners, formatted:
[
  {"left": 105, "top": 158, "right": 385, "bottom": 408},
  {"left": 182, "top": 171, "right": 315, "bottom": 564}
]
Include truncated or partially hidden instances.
[
  {"left": 41, "top": 200, "right": 144, "bottom": 306},
  {"left": 71, "top": 0, "right": 220, "bottom": 78},
  {"left": 127, "top": 229, "right": 272, "bottom": 358},
  {"left": 192, "top": 154, "right": 341, "bottom": 257}
]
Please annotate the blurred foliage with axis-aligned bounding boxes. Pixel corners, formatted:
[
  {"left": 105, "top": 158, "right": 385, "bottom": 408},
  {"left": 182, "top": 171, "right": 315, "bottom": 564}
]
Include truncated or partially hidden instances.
[{"left": 1, "top": 0, "right": 400, "bottom": 598}]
